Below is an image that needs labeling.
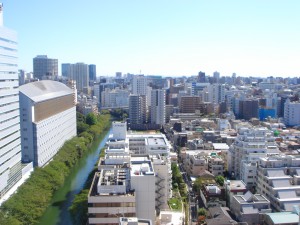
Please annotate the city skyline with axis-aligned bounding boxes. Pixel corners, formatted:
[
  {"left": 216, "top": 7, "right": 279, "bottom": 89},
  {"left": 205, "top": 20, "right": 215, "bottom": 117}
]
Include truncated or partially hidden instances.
[{"left": 3, "top": 0, "right": 300, "bottom": 77}]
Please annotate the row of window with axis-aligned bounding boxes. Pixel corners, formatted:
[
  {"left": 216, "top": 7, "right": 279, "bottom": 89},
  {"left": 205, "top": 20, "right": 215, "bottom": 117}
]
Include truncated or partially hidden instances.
[
  {"left": 89, "top": 213, "right": 135, "bottom": 218},
  {"left": 90, "top": 202, "right": 135, "bottom": 207},
  {"left": 0, "top": 37, "right": 17, "bottom": 45},
  {"left": 0, "top": 45, "right": 17, "bottom": 52}
]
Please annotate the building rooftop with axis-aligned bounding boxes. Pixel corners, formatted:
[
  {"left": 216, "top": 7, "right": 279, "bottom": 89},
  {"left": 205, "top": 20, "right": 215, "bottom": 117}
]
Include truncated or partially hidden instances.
[
  {"left": 97, "top": 167, "right": 130, "bottom": 195},
  {"left": 130, "top": 157, "right": 155, "bottom": 177},
  {"left": 212, "top": 143, "right": 229, "bottom": 150},
  {"left": 234, "top": 191, "right": 269, "bottom": 204},
  {"left": 19, "top": 80, "right": 73, "bottom": 103},
  {"left": 119, "top": 217, "right": 152, "bottom": 225},
  {"left": 226, "top": 180, "right": 247, "bottom": 191},
  {"left": 265, "top": 212, "right": 299, "bottom": 224},
  {"left": 206, "top": 207, "right": 238, "bottom": 225},
  {"left": 159, "top": 211, "right": 183, "bottom": 225},
  {"left": 147, "top": 137, "right": 166, "bottom": 146}
]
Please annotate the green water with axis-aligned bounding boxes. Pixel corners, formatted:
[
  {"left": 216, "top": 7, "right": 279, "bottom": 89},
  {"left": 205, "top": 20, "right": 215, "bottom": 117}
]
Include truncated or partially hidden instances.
[{"left": 38, "top": 128, "right": 111, "bottom": 225}]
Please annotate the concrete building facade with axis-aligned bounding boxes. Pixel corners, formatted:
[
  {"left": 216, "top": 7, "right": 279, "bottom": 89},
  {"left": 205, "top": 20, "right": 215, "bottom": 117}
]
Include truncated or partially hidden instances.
[
  {"left": 33, "top": 55, "right": 58, "bottom": 80},
  {"left": 256, "top": 155, "right": 300, "bottom": 212},
  {"left": 150, "top": 89, "right": 166, "bottom": 126},
  {"left": 19, "top": 80, "right": 77, "bottom": 167},
  {"left": 228, "top": 127, "right": 279, "bottom": 188},
  {"left": 129, "top": 94, "right": 147, "bottom": 127},
  {"left": 284, "top": 99, "right": 300, "bottom": 126},
  {"left": 0, "top": 5, "right": 29, "bottom": 200}
]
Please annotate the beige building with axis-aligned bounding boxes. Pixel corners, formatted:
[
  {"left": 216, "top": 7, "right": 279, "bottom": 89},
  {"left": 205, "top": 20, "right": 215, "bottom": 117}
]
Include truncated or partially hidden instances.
[{"left": 182, "top": 151, "right": 225, "bottom": 177}]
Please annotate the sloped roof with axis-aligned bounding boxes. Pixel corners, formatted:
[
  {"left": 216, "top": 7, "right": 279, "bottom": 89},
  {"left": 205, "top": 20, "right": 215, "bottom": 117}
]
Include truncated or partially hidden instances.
[{"left": 19, "top": 80, "right": 73, "bottom": 103}]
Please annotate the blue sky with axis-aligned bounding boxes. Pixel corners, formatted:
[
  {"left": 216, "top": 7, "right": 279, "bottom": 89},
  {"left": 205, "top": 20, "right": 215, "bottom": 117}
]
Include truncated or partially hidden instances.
[{"left": 2, "top": 0, "right": 300, "bottom": 77}]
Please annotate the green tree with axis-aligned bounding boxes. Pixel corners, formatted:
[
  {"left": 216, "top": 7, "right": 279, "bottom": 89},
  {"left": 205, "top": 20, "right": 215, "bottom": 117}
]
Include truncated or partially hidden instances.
[
  {"left": 86, "top": 113, "right": 97, "bottom": 125},
  {"left": 76, "top": 112, "right": 86, "bottom": 123},
  {"left": 215, "top": 175, "right": 225, "bottom": 186},
  {"left": 197, "top": 207, "right": 207, "bottom": 216},
  {"left": 77, "top": 122, "right": 89, "bottom": 135}
]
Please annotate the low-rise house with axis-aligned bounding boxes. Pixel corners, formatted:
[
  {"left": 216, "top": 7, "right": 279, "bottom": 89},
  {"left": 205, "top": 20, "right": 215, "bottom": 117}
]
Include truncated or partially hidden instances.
[
  {"left": 231, "top": 191, "right": 271, "bottom": 225},
  {"left": 200, "top": 184, "right": 226, "bottom": 208}
]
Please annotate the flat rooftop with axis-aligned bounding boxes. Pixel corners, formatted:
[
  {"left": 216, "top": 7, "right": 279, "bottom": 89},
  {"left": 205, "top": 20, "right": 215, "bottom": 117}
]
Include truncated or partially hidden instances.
[
  {"left": 131, "top": 157, "right": 155, "bottom": 176},
  {"left": 266, "top": 212, "right": 299, "bottom": 224},
  {"left": 120, "top": 217, "right": 152, "bottom": 225},
  {"left": 227, "top": 180, "right": 247, "bottom": 191},
  {"left": 147, "top": 137, "right": 166, "bottom": 146},
  {"left": 89, "top": 172, "right": 134, "bottom": 197}
]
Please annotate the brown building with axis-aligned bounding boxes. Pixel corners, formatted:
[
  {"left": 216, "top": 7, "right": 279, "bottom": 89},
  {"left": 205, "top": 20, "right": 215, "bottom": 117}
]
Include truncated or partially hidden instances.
[{"left": 180, "top": 96, "right": 202, "bottom": 113}]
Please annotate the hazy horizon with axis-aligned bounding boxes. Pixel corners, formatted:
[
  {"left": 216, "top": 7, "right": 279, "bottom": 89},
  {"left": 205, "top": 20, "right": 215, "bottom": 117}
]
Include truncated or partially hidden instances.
[{"left": 3, "top": 0, "right": 300, "bottom": 77}]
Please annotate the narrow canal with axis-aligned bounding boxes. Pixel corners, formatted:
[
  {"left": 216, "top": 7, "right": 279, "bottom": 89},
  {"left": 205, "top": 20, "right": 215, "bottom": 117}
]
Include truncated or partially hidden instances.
[{"left": 38, "top": 127, "right": 112, "bottom": 225}]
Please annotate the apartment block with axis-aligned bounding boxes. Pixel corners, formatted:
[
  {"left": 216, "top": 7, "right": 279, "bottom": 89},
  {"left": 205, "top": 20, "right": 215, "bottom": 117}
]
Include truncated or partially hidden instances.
[
  {"left": 101, "top": 87, "right": 129, "bottom": 108},
  {"left": 256, "top": 155, "right": 300, "bottom": 212},
  {"left": 33, "top": 55, "right": 58, "bottom": 80},
  {"left": 284, "top": 99, "right": 300, "bottom": 126},
  {"left": 228, "top": 127, "right": 280, "bottom": 188},
  {"left": 150, "top": 89, "right": 166, "bottom": 126}
]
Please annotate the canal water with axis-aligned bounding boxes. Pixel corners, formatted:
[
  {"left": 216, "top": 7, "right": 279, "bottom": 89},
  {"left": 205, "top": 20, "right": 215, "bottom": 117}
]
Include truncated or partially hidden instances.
[{"left": 38, "top": 127, "right": 111, "bottom": 225}]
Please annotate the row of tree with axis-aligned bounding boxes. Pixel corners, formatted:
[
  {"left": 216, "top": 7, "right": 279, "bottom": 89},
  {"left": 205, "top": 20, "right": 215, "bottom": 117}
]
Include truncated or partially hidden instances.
[{"left": 0, "top": 113, "right": 111, "bottom": 225}]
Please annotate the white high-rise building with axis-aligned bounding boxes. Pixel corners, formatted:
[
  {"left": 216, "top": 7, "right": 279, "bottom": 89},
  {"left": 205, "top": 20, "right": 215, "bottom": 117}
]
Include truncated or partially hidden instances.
[
  {"left": 132, "top": 75, "right": 147, "bottom": 96},
  {"left": 228, "top": 127, "right": 280, "bottom": 188},
  {"left": 0, "top": 4, "right": 32, "bottom": 201},
  {"left": 207, "top": 84, "right": 225, "bottom": 104},
  {"left": 284, "top": 99, "right": 300, "bottom": 126},
  {"left": 150, "top": 89, "right": 166, "bottom": 126},
  {"left": 62, "top": 63, "right": 89, "bottom": 93},
  {"left": 213, "top": 71, "right": 220, "bottom": 83},
  {"left": 129, "top": 94, "right": 147, "bottom": 126}
]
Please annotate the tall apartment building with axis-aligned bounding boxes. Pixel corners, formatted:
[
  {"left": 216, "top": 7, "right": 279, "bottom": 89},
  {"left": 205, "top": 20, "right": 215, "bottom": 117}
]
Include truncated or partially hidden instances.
[
  {"left": 131, "top": 75, "right": 151, "bottom": 109},
  {"left": 213, "top": 71, "right": 220, "bottom": 83},
  {"left": 198, "top": 71, "right": 206, "bottom": 83},
  {"left": 101, "top": 87, "right": 129, "bottom": 108},
  {"left": 89, "top": 64, "right": 96, "bottom": 82},
  {"left": 257, "top": 155, "right": 300, "bottom": 212},
  {"left": 129, "top": 94, "right": 147, "bottom": 126},
  {"left": 61, "top": 63, "right": 72, "bottom": 77},
  {"left": 239, "top": 99, "right": 259, "bottom": 120},
  {"left": 150, "top": 89, "right": 166, "bottom": 126},
  {"left": 33, "top": 55, "right": 58, "bottom": 80},
  {"left": 284, "top": 99, "right": 300, "bottom": 126},
  {"left": 0, "top": 5, "right": 30, "bottom": 200},
  {"left": 132, "top": 75, "right": 147, "bottom": 96},
  {"left": 208, "top": 84, "right": 225, "bottom": 104},
  {"left": 19, "top": 81, "right": 77, "bottom": 167},
  {"left": 61, "top": 62, "right": 89, "bottom": 93},
  {"left": 228, "top": 127, "right": 279, "bottom": 188}
]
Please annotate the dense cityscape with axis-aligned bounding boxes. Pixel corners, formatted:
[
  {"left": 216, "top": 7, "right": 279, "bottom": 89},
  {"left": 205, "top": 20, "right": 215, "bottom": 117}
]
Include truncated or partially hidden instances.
[{"left": 1, "top": 2, "right": 300, "bottom": 225}]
